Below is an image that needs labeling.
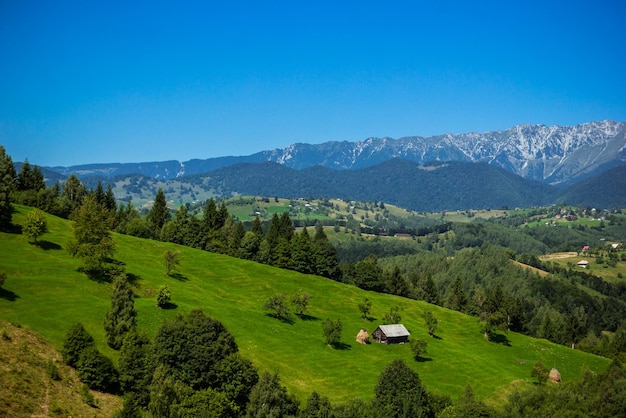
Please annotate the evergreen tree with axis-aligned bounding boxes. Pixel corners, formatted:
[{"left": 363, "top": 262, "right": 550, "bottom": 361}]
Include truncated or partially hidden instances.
[
  {"left": 76, "top": 346, "right": 119, "bottom": 393},
  {"left": 103, "top": 275, "right": 137, "bottom": 349},
  {"left": 278, "top": 211, "right": 294, "bottom": 242},
  {"left": 67, "top": 194, "right": 115, "bottom": 277},
  {"left": 0, "top": 146, "right": 16, "bottom": 229},
  {"left": 94, "top": 181, "right": 106, "bottom": 206},
  {"left": 290, "top": 227, "right": 312, "bottom": 273},
  {"left": 147, "top": 188, "right": 170, "bottom": 237},
  {"left": 266, "top": 213, "right": 281, "bottom": 247},
  {"left": 386, "top": 266, "right": 409, "bottom": 297},
  {"left": 445, "top": 277, "right": 468, "bottom": 312},
  {"left": 240, "top": 231, "right": 261, "bottom": 260},
  {"left": 62, "top": 323, "right": 96, "bottom": 368},
  {"left": 422, "top": 310, "right": 439, "bottom": 337},
  {"left": 251, "top": 215, "right": 264, "bottom": 236},
  {"left": 203, "top": 198, "right": 219, "bottom": 231},
  {"left": 311, "top": 224, "right": 340, "bottom": 280},
  {"left": 60, "top": 174, "right": 86, "bottom": 216},
  {"left": 104, "top": 184, "right": 117, "bottom": 213},
  {"left": 118, "top": 330, "right": 153, "bottom": 406}
]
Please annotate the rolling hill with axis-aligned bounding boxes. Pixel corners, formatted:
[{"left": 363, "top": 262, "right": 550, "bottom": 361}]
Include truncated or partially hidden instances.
[{"left": 0, "top": 205, "right": 610, "bottom": 406}]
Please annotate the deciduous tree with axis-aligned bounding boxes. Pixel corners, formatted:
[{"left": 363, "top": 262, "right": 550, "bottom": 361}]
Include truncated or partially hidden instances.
[
  {"left": 322, "top": 318, "right": 343, "bottom": 346},
  {"left": 23, "top": 208, "right": 47, "bottom": 242}
]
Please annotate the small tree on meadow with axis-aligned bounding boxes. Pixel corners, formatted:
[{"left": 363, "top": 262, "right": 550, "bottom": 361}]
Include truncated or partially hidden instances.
[
  {"left": 156, "top": 285, "right": 171, "bottom": 308},
  {"left": 531, "top": 360, "right": 549, "bottom": 386},
  {"left": 322, "top": 318, "right": 343, "bottom": 347},
  {"left": 383, "top": 306, "right": 401, "bottom": 324},
  {"left": 24, "top": 208, "right": 47, "bottom": 243},
  {"left": 422, "top": 310, "right": 438, "bottom": 337},
  {"left": 264, "top": 294, "right": 289, "bottom": 320},
  {"left": 410, "top": 339, "right": 428, "bottom": 361},
  {"left": 163, "top": 250, "right": 181, "bottom": 276},
  {"left": 358, "top": 297, "right": 372, "bottom": 320},
  {"left": 291, "top": 291, "right": 311, "bottom": 317}
]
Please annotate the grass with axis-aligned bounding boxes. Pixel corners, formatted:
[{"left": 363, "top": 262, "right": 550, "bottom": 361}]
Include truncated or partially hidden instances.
[
  {"left": 0, "top": 205, "right": 611, "bottom": 405},
  {"left": 0, "top": 320, "right": 121, "bottom": 417}
]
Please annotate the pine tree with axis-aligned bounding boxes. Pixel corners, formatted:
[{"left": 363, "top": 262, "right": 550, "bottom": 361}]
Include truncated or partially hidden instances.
[
  {"left": 289, "top": 227, "right": 312, "bottom": 273},
  {"left": 147, "top": 188, "right": 170, "bottom": 237},
  {"left": 0, "top": 146, "right": 16, "bottom": 229},
  {"left": 67, "top": 194, "right": 115, "bottom": 277},
  {"left": 103, "top": 275, "right": 137, "bottom": 349},
  {"left": 62, "top": 323, "right": 96, "bottom": 367}
]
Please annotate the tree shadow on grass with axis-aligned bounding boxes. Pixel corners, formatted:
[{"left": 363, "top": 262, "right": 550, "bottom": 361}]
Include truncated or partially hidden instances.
[
  {"left": 329, "top": 342, "right": 352, "bottom": 350},
  {"left": 491, "top": 333, "right": 511, "bottom": 346},
  {"left": 265, "top": 313, "right": 295, "bottom": 325},
  {"left": 0, "top": 288, "right": 19, "bottom": 301},
  {"left": 126, "top": 273, "right": 142, "bottom": 286},
  {"left": 159, "top": 302, "right": 178, "bottom": 310},
  {"left": 298, "top": 313, "right": 320, "bottom": 321},
  {"left": 430, "top": 334, "right": 443, "bottom": 340},
  {"left": 168, "top": 272, "right": 188, "bottom": 282},
  {"left": 1, "top": 223, "right": 22, "bottom": 234},
  {"left": 31, "top": 240, "right": 62, "bottom": 250},
  {"left": 414, "top": 356, "right": 434, "bottom": 363}
]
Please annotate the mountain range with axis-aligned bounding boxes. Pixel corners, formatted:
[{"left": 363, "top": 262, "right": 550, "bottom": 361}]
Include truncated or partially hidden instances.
[
  {"left": 37, "top": 120, "right": 626, "bottom": 211},
  {"left": 47, "top": 120, "right": 626, "bottom": 186}
]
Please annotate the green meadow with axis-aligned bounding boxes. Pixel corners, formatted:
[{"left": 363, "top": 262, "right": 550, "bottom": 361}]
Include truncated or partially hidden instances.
[{"left": 0, "top": 205, "right": 610, "bottom": 405}]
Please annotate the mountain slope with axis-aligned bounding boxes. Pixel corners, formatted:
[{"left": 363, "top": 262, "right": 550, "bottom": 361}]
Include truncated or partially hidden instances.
[
  {"left": 193, "top": 159, "right": 557, "bottom": 211},
  {"left": 556, "top": 165, "right": 626, "bottom": 208},
  {"left": 44, "top": 120, "right": 626, "bottom": 186}
]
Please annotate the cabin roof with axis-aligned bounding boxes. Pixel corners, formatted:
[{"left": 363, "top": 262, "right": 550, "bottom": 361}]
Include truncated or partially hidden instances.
[{"left": 376, "top": 324, "right": 410, "bottom": 337}]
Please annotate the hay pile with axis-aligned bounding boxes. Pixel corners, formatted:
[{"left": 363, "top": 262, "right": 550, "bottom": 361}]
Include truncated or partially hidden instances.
[
  {"left": 548, "top": 368, "right": 561, "bottom": 383},
  {"left": 356, "top": 329, "right": 370, "bottom": 344}
]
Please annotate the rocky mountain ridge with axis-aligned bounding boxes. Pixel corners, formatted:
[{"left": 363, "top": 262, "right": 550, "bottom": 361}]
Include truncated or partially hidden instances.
[{"left": 46, "top": 120, "right": 626, "bottom": 186}]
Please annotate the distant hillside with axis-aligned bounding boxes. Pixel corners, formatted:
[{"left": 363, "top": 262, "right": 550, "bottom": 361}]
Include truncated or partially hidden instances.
[
  {"left": 187, "top": 159, "right": 557, "bottom": 212},
  {"left": 555, "top": 165, "right": 626, "bottom": 208},
  {"left": 42, "top": 120, "right": 626, "bottom": 186}
]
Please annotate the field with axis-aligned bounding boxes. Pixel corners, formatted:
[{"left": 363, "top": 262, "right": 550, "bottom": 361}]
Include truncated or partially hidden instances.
[{"left": 0, "top": 205, "right": 611, "bottom": 405}]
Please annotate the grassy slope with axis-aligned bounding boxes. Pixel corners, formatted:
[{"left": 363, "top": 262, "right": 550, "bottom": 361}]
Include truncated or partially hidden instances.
[
  {"left": 0, "top": 205, "right": 610, "bottom": 405},
  {"left": 0, "top": 320, "right": 121, "bottom": 417}
]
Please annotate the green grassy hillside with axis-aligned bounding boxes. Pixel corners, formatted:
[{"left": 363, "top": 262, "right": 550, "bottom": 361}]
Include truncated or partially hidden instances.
[{"left": 0, "top": 205, "right": 610, "bottom": 405}]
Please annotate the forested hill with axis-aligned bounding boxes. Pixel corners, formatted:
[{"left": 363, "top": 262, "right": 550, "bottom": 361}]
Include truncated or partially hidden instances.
[
  {"left": 188, "top": 159, "right": 557, "bottom": 212},
  {"left": 555, "top": 165, "right": 626, "bottom": 208}
]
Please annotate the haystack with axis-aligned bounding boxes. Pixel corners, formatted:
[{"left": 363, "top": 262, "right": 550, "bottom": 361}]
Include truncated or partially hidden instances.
[
  {"left": 356, "top": 329, "right": 370, "bottom": 344},
  {"left": 548, "top": 368, "right": 561, "bottom": 383}
]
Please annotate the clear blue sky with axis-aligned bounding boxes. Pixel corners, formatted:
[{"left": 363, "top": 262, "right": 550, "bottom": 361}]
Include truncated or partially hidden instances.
[{"left": 1, "top": 1, "right": 625, "bottom": 167}]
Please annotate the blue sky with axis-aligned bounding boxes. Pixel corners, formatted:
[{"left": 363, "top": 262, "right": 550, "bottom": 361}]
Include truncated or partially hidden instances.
[{"left": 1, "top": 1, "right": 625, "bottom": 167}]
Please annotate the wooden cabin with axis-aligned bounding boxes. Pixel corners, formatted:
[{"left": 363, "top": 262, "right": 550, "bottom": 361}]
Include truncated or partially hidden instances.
[{"left": 372, "top": 324, "right": 410, "bottom": 344}]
